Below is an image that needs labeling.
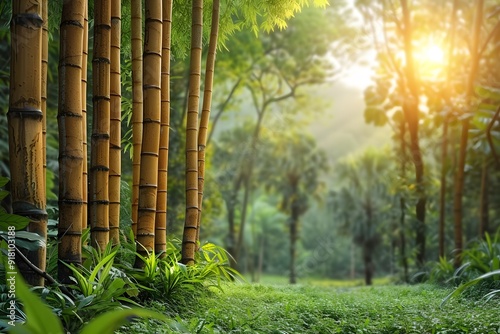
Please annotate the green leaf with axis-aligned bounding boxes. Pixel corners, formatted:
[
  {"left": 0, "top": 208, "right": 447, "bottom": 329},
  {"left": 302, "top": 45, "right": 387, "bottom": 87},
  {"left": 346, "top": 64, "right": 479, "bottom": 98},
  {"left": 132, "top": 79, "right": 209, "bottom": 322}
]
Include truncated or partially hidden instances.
[
  {"left": 475, "top": 85, "right": 500, "bottom": 100},
  {"left": 79, "top": 308, "right": 169, "bottom": 334},
  {"left": 0, "top": 189, "right": 9, "bottom": 201},
  {"left": 8, "top": 273, "right": 64, "bottom": 334},
  {"left": 0, "top": 212, "right": 30, "bottom": 230},
  {"left": 441, "top": 269, "right": 500, "bottom": 307},
  {"left": 0, "top": 177, "right": 9, "bottom": 188}
]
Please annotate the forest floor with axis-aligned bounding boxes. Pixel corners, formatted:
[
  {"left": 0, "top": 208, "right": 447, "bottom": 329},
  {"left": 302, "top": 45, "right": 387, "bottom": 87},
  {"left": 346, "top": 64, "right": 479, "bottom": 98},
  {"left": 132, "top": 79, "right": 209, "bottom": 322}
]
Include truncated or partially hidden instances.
[{"left": 122, "top": 280, "right": 500, "bottom": 333}]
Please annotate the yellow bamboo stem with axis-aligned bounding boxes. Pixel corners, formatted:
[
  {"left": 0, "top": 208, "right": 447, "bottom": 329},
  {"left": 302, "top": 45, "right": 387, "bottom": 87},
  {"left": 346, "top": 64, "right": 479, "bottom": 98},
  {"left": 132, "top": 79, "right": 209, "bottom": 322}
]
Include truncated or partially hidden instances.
[
  {"left": 109, "top": 0, "right": 121, "bottom": 245},
  {"left": 135, "top": 0, "right": 162, "bottom": 265},
  {"left": 8, "top": 0, "right": 47, "bottom": 286},
  {"left": 131, "top": 0, "right": 143, "bottom": 236},
  {"left": 89, "top": 0, "right": 111, "bottom": 250},
  {"left": 155, "top": 0, "right": 172, "bottom": 255},
  {"left": 82, "top": 0, "right": 89, "bottom": 230},
  {"left": 196, "top": 0, "right": 220, "bottom": 245},
  {"left": 57, "top": 0, "right": 85, "bottom": 283},
  {"left": 182, "top": 0, "right": 203, "bottom": 265}
]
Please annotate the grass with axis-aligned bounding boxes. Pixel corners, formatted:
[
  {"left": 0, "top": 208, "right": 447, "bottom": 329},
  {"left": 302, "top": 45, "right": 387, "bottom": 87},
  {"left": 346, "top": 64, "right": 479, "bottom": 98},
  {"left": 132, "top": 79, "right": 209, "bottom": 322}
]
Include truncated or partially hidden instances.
[{"left": 122, "top": 281, "right": 500, "bottom": 333}]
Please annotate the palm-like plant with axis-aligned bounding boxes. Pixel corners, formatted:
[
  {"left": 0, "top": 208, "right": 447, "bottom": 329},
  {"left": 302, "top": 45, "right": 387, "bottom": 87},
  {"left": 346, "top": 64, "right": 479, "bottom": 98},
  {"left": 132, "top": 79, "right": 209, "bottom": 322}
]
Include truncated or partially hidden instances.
[
  {"left": 331, "top": 148, "right": 394, "bottom": 285},
  {"left": 260, "top": 133, "right": 327, "bottom": 284}
]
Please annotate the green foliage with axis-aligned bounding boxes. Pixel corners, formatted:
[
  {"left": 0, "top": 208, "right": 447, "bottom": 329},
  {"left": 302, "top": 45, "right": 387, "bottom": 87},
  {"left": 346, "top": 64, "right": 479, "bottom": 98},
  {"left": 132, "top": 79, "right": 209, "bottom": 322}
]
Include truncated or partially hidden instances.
[
  {"left": 0, "top": 177, "right": 45, "bottom": 253},
  {"left": 63, "top": 247, "right": 139, "bottom": 306},
  {"left": 123, "top": 241, "right": 242, "bottom": 301},
  {"left": 429, "top": 257, "right": 457, "bottom": 284},
  {"left": 420, "top": 230, "right": 500, "bottom": 305},
  {"left": 461, "top": 232, "right": 500, "bottom": 279},
  {"left": 0, "top": 272, "right": 169, "bottom": 334},
  {"left": 125, "top": 283, "right": 500, "bottom": 333}
]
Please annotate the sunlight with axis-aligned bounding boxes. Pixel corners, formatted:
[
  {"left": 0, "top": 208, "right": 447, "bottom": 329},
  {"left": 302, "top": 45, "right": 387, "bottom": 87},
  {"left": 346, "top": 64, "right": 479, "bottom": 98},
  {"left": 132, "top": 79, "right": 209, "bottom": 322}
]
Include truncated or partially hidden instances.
[
  {"left": 396, "top": 40, "right": 446, "bottom": 78},
  {"left": 418, "top": 43, "right": 445, "bottom": 66}
]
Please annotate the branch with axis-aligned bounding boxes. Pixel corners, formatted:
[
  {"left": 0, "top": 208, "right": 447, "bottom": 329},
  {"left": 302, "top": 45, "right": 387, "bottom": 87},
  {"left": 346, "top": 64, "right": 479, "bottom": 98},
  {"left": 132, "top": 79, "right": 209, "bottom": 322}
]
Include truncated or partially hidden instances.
[
  {"left": 486, "top": 104, "right": 500, "bottom": 169},
  {"left": 206, "top": 78, "right": 242, "bottom": 146},
  {"left": 478, "top": 20, "right": 500, "bottom": 59},
  {"left": 14, "top": 245, "right": 74, "bottom": 298}
]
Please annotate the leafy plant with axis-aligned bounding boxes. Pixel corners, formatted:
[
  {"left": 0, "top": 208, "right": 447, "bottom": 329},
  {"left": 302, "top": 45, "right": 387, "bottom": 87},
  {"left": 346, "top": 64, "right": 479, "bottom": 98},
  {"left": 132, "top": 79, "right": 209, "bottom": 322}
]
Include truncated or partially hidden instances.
[
  {"left": 426, "top": 256, "right": 458, "bottom": 286},
  {"left": 0, "top": 177, "right": 45, "bottom": 253},
  {"left": 460, "top": 232, "right": 500, "bottom": 279},
  {"left": 0, "top": 272, "right": 169, "bottom": 334},
  {"left": 63, "top": 248, "right": 139, "bottom": 304}
]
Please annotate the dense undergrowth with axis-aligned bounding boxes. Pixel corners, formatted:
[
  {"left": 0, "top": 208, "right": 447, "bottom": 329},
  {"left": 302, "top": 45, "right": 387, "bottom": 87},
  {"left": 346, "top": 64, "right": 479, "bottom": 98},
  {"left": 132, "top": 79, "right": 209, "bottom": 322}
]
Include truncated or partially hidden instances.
[{"left": 121, "top": 283, "right": 500, "bottom": 334}]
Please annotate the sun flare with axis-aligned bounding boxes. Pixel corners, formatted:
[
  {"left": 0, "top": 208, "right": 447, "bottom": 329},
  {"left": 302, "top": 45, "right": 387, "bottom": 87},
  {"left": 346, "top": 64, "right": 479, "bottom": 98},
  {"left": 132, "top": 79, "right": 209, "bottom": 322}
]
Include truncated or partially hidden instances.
[{"left": 421, "top": 44, "right": 445, "bottom": 65}]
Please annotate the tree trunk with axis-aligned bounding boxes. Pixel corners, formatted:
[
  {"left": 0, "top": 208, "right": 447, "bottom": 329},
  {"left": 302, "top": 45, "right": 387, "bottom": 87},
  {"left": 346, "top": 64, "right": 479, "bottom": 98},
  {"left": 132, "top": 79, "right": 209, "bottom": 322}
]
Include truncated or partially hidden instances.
[
  {"left": 256, "top": 235, "right": 265, "bottom": 283},
  {"left": 363, "top": 243, "right": 374, "bottom": 286},
  {"left": 225, "top": 193, "right": 237, "bottom": 268},
  {"left": 82, "top": 1, "right": 89, "bottom": 230},
  {"left": 155, "top": 0, "right": 172, "bottom": 255},
  {"left": 289, "top": 215, "right": 298, "bottom": 284},
  {"left": 131, "top": 0, "right": 143, "bottom": 236},
  {"left": 479, "top": 158, "right": 489, "bottom": 238},
  {"left": 438, "top": 117, "right": 448, "bottom": 258},
  {"left": 89, "top": 0, "right": 111, "bottom": 250},
  {"left": 399, "top": 120, "right": 408, "bottom": 283},
  {"left": 57, "top": 0, "right": 85, "bottom": 283},
  {"left": 135, "top": 0, "right": 162, "bottom": 265},
  {"left": 235, "top": 110, "right": 265, "bottom": 262},
  {"left": 181, "top": 0, "right": 203, "bottom": 265},
  {"left": 400, "top": 0, "right": 426, "bottom": 268},
  {"left": 9, "top": 0, "right": 47, "bottom": 286},
  {"left": 439, "top": 0, "right": 458, "bottom": 259},
  {"left": 196, "top": 0, "right": 220, "bottom": 244},
  {"left": 109, "top": 0, "right": 121, "bottom": 245},
  {"left": 453, "top": 0, "right": 483, "bottom": 268}
]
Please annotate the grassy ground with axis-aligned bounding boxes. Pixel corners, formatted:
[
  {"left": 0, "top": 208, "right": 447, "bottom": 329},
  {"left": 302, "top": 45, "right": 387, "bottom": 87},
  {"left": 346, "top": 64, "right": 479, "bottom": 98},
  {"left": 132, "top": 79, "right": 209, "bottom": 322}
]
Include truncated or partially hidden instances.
[{"left": 123, "top": 281, "right": 500, "bottom": 333}]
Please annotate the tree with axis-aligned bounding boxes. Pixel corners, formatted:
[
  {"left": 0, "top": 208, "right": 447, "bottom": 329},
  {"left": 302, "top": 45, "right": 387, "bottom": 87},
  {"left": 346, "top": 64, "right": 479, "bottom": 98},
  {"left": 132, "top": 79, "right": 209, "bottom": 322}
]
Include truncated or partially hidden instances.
[
  {"left": 332, "top": 148, "right": 393, "bottom": 285},
  {"left": 109, "top": 0, "right": 122, "bottom": 245},
  {"left": 81, "top": 0, "right": 89, "bottom": 231},
  {"left": 57, "top": 0, "right": 85, "bottom": 283},
  {"left": 181, "top": 0, "right": 203, "bottom": 265},
  {"left": 89, "top": 0, "right": 111, "bottom": 250},
  {"left": 213, "top": 4, "right": 342, "bottom": 264},
  {"left": 452, "top": 0, "right": 483, "bottom": 268},
  {"left": 261, "top": 134, "right": 327, "bottom": 284},
  {"left": 399, "top": 0, "right": 427, "bottom": 268},
  {"left": 130, "top": 0, "right": 143, "bottom": 235},
  {"left": 8, "top": 0, "right": 47, "bottom": 286},
  {"left": 155, "top": 0, "right": 172, "bottom": 254},
  {"left": 197, "top": 0, "right": 221, "bottom": 244},
  {"left": 136, "top": 0, "right": 162, "bottom": 265}
]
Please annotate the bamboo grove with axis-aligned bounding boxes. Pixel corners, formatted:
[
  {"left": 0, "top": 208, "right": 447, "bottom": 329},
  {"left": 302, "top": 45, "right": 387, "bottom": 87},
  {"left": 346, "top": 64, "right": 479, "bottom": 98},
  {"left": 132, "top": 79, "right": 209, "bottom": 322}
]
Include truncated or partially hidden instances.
[{"left": 6, "top": 0, "right": 327, "bottom": 285}]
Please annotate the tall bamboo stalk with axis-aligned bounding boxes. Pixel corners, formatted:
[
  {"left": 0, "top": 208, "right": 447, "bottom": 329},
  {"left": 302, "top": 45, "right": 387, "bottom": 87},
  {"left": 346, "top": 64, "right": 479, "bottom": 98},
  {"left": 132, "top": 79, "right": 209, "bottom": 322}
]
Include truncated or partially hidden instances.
[
  {"left": 182, "top": 0, "right": 203, "bottom": 265},
  {"left": 135, "top": 0, "right": 162, "bottom": 265},
  {"left": 41, "top": 0, "right": 47, "bottom": 189},
  {"left": 196, "top": 0, "right": 220, "bottom": 244},
  {"left": 89, "top": 0, "right": 112, "bottom": 250},
  {"left": 82, "top": 0, "right": 89, "bottom": 230},
  {"left": 109, "top": 0, "right": 122, "bottom": 245},
  {"left": 8, "top": 0, "right": 47, "bottom": 286},
  {"left": 155, "top": 0, "right": 172, "bottom": 254},
  {"left": 57, "top": 0, "right": 85, "bottom": 283},
  {"left": 131, "top": 0, "right": 143, "bottom": 236}
]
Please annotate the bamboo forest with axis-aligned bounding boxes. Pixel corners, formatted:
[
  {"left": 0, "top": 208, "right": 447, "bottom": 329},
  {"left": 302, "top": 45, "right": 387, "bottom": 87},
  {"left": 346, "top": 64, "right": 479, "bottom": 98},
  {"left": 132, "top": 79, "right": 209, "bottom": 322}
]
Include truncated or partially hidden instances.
[{"left": 1, "top": 0, "right": 500, "bottom": 332}]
